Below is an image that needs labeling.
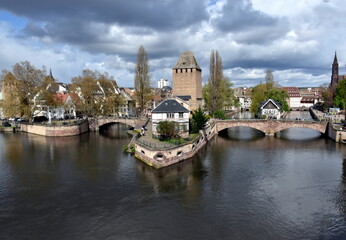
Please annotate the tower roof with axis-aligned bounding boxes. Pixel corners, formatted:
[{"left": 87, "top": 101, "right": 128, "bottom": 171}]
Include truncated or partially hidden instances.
[
  {"left": 173, "top": 51, "right": 201, "bottom": 69},
  {"left": 333, "top": 51, "right": 338, "bottom": 64}
]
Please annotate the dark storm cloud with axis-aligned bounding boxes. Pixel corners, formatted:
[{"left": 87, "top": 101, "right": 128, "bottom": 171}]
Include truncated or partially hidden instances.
[
  {"left": 0, "top": 0, "right": 208, "bottom": 30},
  {"left": 22, "top": 21, "right": 47, "bottom": 38},
  {"left": 214, "top": 0, "right": 289, "bottom": 44},
  {"left": 0, "top": 0, "right": 208, "bottom": 60},
  {"left": 222, "top": 50, "right": 325, "bottom": 73}
]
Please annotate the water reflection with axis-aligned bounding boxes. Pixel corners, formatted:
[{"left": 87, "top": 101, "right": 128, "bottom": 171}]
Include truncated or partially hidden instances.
[
  {"left": 285, "top": 110, "right": 313, "bottom": 121},
  {"left": 136, "top": 148, "right": 208, "bottom": 206},
  {"left": 1, "top": 125, "right": 346, "bottom": 239},
  {"left": 233, "top": 110, "right": 254, "bottom": 119},
  {"left": 99, "top": 123, "right": 133, "bottom": 139}
]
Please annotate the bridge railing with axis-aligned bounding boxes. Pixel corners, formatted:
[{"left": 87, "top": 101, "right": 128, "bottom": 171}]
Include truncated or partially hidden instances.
[
  {"left": 94, "top": 116, "right": 147, "bottom": 121},
  {"left": 213, "top": 119, "right": 322, "bottom": 123}
]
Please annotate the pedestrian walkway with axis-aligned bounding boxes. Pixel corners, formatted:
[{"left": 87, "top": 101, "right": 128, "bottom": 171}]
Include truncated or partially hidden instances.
[{"left": 136, "top": 120, "right": 176, "bottom": 149}]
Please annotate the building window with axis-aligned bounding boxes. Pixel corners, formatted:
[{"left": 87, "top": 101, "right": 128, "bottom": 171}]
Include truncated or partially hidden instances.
[
  {"left": 167, "top": 113, "right": 174, "bottom": 118},
  {"left": 179, "top": 113, "right": 183, "bottom": 118}
]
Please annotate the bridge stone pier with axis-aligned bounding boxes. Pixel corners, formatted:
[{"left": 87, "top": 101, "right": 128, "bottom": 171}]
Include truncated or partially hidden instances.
[
  {"left": 215, "top": 119, "right": 329, "bottom": 136},
  {"left": 88, "top": 117, "right": 148, "bottom": 131}
]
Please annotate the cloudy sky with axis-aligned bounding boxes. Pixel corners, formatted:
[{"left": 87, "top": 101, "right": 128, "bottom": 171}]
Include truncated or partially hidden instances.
[{"left": 0, "top": 0, "right": 345, "bottom": 87}]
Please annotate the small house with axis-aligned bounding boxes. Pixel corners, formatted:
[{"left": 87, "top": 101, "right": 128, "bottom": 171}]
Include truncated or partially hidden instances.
[
  {"left": 152, "top": 99, "right": 190, "bottom": 138},
  {"left": 258, "top": 99, "right": 282, "bottom": 119}
]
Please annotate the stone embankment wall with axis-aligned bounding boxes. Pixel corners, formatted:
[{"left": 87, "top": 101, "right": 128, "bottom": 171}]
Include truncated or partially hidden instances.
[
  {"left": 309, "top": 108, "right": 320, "bottom": 120},
  {"left": 327, "top": 123, "right": 346, "bottom": 143},
  {"left": 135, "top": 123, "right": 216, "bottom": 169},
  {"left": 0, "top": 127, "right": 15, "bottom": 133},
  {"left": 310, "top": 108, "right": 346, "bottom": 143},
  {"left": 20, "top": 121, "right": 89, "bottom": 137}
]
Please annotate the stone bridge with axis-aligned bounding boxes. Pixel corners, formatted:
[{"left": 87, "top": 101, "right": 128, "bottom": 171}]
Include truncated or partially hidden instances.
[
  {"left": 214, "top": 119, "right": 329, "bottom": 136},
  {"left": 88, "top": 117, "right": 148, "bottom": 131}
]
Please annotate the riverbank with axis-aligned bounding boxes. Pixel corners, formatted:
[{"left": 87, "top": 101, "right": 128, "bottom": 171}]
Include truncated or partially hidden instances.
[
  {"left": 134, "top": 121, "right": 216, "bottom": 169},
  {"left": 310, "top": 108, "right": 346, "bottom": 143},
  {"left": 0, "top": 126, "right": 16, "bottom": 133},
  {"left": 19, "top": 120, "right": 89, "bottom": 137}
]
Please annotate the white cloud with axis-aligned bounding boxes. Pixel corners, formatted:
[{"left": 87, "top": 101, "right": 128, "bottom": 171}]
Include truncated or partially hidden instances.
[{"left": 1, "top": 0, "right": 346, "bottom": 88}]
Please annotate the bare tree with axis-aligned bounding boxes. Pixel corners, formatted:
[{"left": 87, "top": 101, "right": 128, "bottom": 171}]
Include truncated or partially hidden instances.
[
  {"left": 134, "top": 45, "right": 151, "bottom": 116},
  {"left": 2, "top": 61, "right": 46, "bottom": 119},
  {"left": 265, "top": 69, "right": 275, "bottom": 90},
  {"left": 71, "top": 69, "right": 123, "bottom": 116}
]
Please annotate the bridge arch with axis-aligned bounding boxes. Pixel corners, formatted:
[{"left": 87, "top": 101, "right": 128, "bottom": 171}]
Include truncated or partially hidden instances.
[
  {"left": 217, "top": 122, "right": 266, "bottom": 135},
  {"left": 88, "top": 117, "right": 147, "bottom": 131},
  {"left": 214, "top": 120, "right": 328, "bottom": 136},
  {"left": 271, "top": 124, "right": 325, "bottom": 135}
]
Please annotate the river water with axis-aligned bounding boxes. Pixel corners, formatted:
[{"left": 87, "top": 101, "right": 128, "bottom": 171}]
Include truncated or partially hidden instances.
[{"left": 1, "top": 121, "right": 346, "bottom": 239}]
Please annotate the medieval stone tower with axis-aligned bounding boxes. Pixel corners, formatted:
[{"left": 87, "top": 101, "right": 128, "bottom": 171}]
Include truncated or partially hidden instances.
[{"left": 172, "top": 51, "right": 202, "bottom": 111}]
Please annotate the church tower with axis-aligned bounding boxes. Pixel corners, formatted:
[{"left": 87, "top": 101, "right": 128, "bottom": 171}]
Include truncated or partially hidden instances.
[
  {"left": 331, "top": 52, "right": 339, "bottom": 87},
  {"left": 172, "top": 51, "right": 202, "bottom": 111}
]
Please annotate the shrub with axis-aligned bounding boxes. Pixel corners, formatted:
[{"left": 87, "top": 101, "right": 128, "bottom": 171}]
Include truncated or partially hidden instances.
[
  {"left": 213, "top": 110, "right": 226, "bottom": 119},
  {"left": 157, "top": 121, "right": 179, "bottom": 140},
  {"left": 190, "top": 107, "right": 208, "bottom": 134}
]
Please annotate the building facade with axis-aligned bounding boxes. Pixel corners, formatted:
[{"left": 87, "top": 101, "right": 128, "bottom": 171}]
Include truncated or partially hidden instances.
[
  {"left": 152, "top": 99, "right": 190, "bottom": 139},
  {"left": 282, "top": 87, "right": 302, "bottom": 109},
  {"left": 258, "top": 99, "right": 282, "bottom": 119},
  {"left": 158, "top": 78, "right": 169, "bottom": 89},
  {"left": 172, "top": 51, "right": 202, "bottom": 111}
]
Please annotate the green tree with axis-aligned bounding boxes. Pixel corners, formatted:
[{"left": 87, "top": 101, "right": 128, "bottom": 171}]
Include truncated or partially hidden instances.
[
  {"left": 213, "top": 109, "right": 226, "bottom": 120},
  {"left": 250, "top": 83, "right": 267, "bottom": 114},
  {"left": 250, "top": 83, "right": 289, "bottom": 116},
  {"left": 203, "top": 50, "right": 235, "bottom": 116},
  {"left": 268, "top": 88, "right": 289, "bottom": 112},
  {"left": 190, "top": 107, "right": 208, "bottom": 134},
  {"left": 156, "top": 121, "right": 179, "bottom": 140},
  {"left": 134, "top": 45, "right": 151, "bottom": 116},
  {"left": 334, "top": 79, "right": 346, "bottom": 109}
]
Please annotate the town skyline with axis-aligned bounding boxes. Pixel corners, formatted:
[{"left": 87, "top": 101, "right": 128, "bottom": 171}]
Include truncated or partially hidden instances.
[{"left": 1, "top": 0, "right": 345, "bottom": 87}]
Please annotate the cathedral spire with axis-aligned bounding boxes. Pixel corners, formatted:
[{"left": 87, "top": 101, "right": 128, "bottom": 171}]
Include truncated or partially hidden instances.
[
  {"left": 49, "top": 68, "right": 54, "bottom": 79},
  {"left": 333, "top": 51, "right": 338, "bottom": 64},
  {"left": 331, "top": 51, "right": 339, "bottom": 87}
]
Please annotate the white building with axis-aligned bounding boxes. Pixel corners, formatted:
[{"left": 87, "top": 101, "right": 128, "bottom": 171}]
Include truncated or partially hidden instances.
[
  {"left": 258, "top": 99, "right": 282, "bottom": 119},
  {"left": 158, "top": 78, "right": 169, "bottom": 89},
  {"left": 234, "top": 87, "right": 252, "bottom": 110},
  {"left": 152, "top": 99, "right": 190, "bottom": 138},
  {"left": 282, "top": 87, "right": 302, "bottom": 109}
]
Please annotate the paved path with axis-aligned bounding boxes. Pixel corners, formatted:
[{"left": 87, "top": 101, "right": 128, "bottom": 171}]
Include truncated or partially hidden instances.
[{"left": 136, "top": 120, "right": 176, "bottom": 149}]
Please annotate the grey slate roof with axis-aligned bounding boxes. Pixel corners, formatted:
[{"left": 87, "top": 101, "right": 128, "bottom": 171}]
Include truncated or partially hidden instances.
[
  {"left": 177, "top": 95, "right": 191, "bottom": 101},
  {"left": 152, "top": 99, "right": 189, "bottom": 113},
  {"left": 259, "top": 99, "right": 281, "bottom": 110},
  {"left": 173, "top": 51, "right": 201, "bottom": 69}
]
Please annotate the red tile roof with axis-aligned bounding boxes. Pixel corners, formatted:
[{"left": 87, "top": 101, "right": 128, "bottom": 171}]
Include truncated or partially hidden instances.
[{"left": 282, "top": 87, "right": 301, "bottom": 97}]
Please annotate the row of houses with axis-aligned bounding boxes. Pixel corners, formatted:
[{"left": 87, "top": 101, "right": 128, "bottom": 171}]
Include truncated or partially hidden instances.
[
  {"left": 234, "top": 86, "right": 323, "bottom": 111},
  {"left": 0, "top": 73, "right": 137, "bottom": 120}
]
